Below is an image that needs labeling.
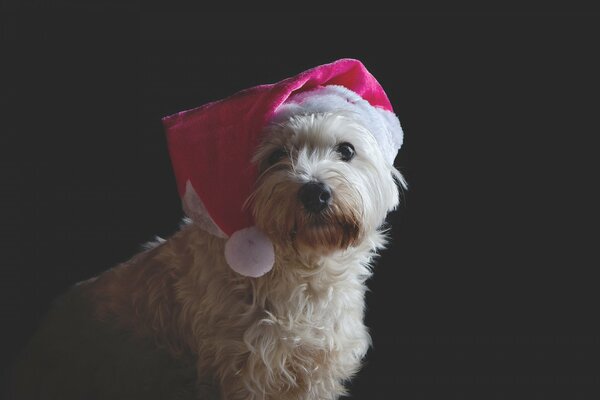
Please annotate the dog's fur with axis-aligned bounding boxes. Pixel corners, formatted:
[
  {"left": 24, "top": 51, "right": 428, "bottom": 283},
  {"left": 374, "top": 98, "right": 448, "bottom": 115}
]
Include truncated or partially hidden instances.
[{"left": 12, "top": 112, "right": 404, "bottom": 400}]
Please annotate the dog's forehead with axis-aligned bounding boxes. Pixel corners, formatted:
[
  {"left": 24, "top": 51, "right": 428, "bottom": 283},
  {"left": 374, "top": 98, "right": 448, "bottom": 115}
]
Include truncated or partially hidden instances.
[
  {"left": 291, "top": 127, "right": 339, "bottom": 148},
  {"left": 260, "top": 113, "right": 376, "bottom": 159},
  {"left": 281, "top": 115, "right": 362, "bottom": 148}
]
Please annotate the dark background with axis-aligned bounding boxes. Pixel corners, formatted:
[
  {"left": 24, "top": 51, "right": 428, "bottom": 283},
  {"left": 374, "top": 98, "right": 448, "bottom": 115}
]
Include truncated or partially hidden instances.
[{"left": 2, "top": 8, "right": 600, "bottom": 399}]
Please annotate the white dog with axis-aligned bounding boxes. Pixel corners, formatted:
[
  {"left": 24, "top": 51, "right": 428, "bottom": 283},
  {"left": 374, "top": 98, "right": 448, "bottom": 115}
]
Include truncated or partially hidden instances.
[{"left": 12, "top": 63, "right": 406, "bottom": 399}]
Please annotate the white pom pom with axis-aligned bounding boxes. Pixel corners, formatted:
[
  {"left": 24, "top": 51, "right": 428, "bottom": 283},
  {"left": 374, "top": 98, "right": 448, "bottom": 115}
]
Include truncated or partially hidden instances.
[{"left": 224, "top": 226, "right": 275, "bottom": 278}]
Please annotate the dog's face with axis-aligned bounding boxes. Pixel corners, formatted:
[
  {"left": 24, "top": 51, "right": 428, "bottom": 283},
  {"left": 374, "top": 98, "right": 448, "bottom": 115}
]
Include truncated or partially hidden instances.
[{"left": 250, "top": 112, "right": 404, "bottom": 255}]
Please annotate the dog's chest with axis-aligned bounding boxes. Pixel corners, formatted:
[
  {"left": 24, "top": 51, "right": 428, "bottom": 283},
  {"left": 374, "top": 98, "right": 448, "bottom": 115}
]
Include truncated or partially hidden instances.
[{"left": 260, "top": 269, "right": 370, "bottom": 357}]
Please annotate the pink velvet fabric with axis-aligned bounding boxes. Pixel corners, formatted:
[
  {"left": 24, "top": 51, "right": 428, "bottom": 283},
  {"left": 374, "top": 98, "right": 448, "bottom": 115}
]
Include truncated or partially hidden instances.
[{"left": 162, "top": 58, "right": 394, "bottom": 237}]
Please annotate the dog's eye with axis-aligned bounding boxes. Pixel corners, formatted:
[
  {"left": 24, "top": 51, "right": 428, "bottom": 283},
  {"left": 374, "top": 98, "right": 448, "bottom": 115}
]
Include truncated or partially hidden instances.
[
  {"left": 267, "top": 148, "right": 287, "bottom": 165},
  {"left": 336, "top": 142, "right": 355, "bottom": 162}
]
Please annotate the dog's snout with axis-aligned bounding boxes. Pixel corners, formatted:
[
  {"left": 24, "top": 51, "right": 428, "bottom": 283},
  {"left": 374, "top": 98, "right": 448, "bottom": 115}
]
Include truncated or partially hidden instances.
[{"left": 298, "top": 181, "right": 332, "bottom": 213}]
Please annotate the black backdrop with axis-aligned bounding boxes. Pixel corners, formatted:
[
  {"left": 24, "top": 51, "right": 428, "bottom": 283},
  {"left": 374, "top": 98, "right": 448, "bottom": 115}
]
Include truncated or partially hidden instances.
[{"left": 2, "top": 9, "right": 600, "bottom": 399}]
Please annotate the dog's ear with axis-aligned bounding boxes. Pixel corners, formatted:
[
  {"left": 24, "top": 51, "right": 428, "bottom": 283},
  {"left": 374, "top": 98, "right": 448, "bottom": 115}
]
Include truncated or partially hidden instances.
[
  {"left": 392, "top": 166, "right": 408, "bottom": 191},
  {"left": 386, "top": 166, "right": 406, "bottom": 212}
]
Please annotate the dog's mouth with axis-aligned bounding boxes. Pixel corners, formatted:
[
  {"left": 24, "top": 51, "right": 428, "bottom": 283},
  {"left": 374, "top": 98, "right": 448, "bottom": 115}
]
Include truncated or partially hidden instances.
[
  {"left": 289, "top": 210, "right": 361, "bottom": 253},
  {"left": 305, "top": 211, "right": 328, "bottom": 226}
]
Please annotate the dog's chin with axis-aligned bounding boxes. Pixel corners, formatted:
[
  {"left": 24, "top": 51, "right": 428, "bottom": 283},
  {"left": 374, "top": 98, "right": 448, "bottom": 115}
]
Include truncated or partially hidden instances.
[{"left": 288, "top": 211, "right": 362, "bottom": 255}]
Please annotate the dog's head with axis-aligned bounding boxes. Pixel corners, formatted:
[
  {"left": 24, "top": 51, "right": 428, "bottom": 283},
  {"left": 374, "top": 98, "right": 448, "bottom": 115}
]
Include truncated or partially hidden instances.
[{"left": 249, "top": 111, "right": 405, "bottom": 256}]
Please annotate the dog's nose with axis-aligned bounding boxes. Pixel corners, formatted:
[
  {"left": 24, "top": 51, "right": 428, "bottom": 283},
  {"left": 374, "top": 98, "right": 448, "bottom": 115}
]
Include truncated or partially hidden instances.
[{"left": 298, "top": 181, "right": 332, "bottom": 213}]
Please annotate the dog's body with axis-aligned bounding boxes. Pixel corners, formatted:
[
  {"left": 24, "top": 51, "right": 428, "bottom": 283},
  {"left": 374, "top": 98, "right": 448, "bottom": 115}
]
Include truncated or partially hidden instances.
[{"left": 13, "top": 111, "right": 404, "bottom": 399}]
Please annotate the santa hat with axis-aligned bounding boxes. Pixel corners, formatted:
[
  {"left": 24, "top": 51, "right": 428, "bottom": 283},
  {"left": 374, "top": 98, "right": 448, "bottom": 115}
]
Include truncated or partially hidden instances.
[{"left": 162, "top": 58, "right": 403, "bottom": 278}]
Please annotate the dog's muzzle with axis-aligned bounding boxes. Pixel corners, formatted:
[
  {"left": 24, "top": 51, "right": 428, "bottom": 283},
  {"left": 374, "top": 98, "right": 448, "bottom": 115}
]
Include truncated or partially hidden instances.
[{"left": 298, "top": 181, "right": 332, "bottom": 213}]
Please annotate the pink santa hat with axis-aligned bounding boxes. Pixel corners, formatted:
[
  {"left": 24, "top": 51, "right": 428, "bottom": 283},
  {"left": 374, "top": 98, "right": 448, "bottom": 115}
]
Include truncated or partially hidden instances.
[{"left": 162, "top": 58, "right": 403, "bottom": 278}]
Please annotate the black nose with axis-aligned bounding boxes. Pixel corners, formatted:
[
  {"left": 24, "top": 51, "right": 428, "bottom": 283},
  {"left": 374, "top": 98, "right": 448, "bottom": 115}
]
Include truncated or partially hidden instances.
[{"left": 298, "top": 181, "right": 332, "bottom": 213}]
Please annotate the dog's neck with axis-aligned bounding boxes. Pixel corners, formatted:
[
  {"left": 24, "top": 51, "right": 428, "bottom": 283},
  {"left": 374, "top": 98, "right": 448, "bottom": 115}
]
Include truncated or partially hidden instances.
[{"left": 87, "top": 221, "right": 387, "bottom": 358}]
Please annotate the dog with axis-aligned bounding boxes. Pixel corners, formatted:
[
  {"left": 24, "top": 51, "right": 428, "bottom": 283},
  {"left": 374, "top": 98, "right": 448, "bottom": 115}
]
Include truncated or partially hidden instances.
[{"left": 11, "top": 63, "right": 406, "bottom": 399}]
